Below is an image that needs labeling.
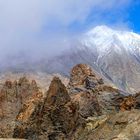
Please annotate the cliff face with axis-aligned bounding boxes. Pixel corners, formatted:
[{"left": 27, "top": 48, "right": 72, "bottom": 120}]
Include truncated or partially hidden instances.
[
  {"left": 0, "top": 77, "right": 42, "bottom": 138},
  {"left": 68, "top": 64, "right": 126, "bottom": 117},
  {"left": 68, "top": 64, "right": 103, "bottom": 118},
  {"left": 68, "top": 64, "right": 140, "bottom": 140},
  {"left": 13, "top": 77, "right": 80, "bottom": 140},
  {"left": 1, "top": 64, "right": 140, "bottom": 139}
]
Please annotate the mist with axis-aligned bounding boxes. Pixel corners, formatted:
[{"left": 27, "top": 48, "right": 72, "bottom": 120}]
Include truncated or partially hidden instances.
[{"left": 0, "top": 0, "right": 135, "bottom": 71}]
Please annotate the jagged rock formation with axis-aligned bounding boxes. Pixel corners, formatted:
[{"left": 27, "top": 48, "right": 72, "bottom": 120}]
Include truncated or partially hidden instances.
[
  {"left": 68, "top": 64, "right": 140, "bottom": 140},
  {"left": 68, "top": 64, "right": 103, "bottom": 118},
  {"left": 0, "top": 72, "right": 69, "bottom": 92},
  {"left": 1, "top": 64, "right": 140, "bottom": 139},
  {"left": 68, "top": 64, "right": 127, "bottom": 117},
  {"left": 69, "top": 64, "right": 96, "bottom": 87},
  {"left": 0, "top": 77, "right": 42, "bottom": 138},
  {"left": 13, "top": 77, "right": 80, "bottom": 140}
]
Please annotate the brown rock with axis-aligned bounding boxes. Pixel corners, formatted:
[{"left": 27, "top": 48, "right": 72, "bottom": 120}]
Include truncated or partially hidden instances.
[
  {"left": 13, "top": 77, "right": 80, "bottom": 140},
  {"left": 68, "top": 64, "right": 122, "bottom": 117},
  {"left": 45, "top": 77, "right": 71, "bottom": 106},
  {"left": 0, "top": 77, "right": 42, "bottom": 138},
  {"left": 71, "top": 91, "right": 102, "bottom": 118},
  {"left": 120, "top": 96, "right": 136, "bottom": 111},
  {"left": 4, "top": 80, "right": 13, "bottom": 89},
  {"left": 69, "top": 64, "right": 97, "bottom": 88},
  {"left": 2, "top": 64, "right": 140, "bottom": 140}
]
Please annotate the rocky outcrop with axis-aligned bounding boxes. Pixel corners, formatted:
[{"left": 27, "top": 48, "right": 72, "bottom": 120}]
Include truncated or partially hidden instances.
[
  {"left": 68, "top": 64, "right": 125, "bottom": 117},
  {"left": 71, "top": 91, "right": 101, "bottom": 118},
  {"left": 0, "top": 77, "right": 42, "bottom": 138},
  {"left": 68, "top": 65, "right": 140, "bottom": 140},
  {"left": 13, "top": 64, "right": 131, "bottom": 140},
  {"left": 1, "top": 64, "right": 140, "bottom": 140},
  {"left": 69, "top": 64, "right": 103, "bottom": 89},
  {"left": 13, "top": 77, "right": 80, "bottom": 140},
  {"left": 68, "top": 64, "right": 105, "bottom": 118},
  {"left": 74, "top": 110, "right": 140, "bottom": 140}
]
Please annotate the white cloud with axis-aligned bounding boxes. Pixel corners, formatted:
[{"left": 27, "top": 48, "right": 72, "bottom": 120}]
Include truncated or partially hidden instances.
[{"left": 0, "top": 0, "right": 133, "bottom": 61}]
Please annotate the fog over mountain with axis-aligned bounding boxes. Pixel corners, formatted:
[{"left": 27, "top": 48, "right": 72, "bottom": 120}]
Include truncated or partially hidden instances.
[
  {"left": 1, "top": 25, "right": 140, "bottom": 94},
  {"left": 46, "top": 26, "right": 140, "bottom": 93},
  {"left": 0, "top": 0, "right": 134, "bottom": 64},
  {"left": 0, "top": 1, "right": 140, "bottom": 93}
]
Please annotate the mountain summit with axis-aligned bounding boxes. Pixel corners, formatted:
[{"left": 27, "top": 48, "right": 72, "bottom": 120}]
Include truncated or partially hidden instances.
[
  {"left": 46, "top": 25, "right": 140, "bottom": 93},
  {"left": 82, "top": 25, "right": 140, "bottom": 53}
]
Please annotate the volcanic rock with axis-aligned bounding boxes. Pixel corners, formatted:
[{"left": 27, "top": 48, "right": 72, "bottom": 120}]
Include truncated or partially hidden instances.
[
  {"left": 69, "top": 64, "right": 103, "bottom": 89},
  {"left": 0, "top": 77, "right": 42, "bottom": 138},
  {"left": 68, "top": 64, "right": 125, "bottom": 117},
  {"left": 74, "top": 110, "right": 140, "bottom": 140},
  {"left": 13, "top": 77, "right": 80, "bottom": 140},
  {"left": 1, "top": 64, "right": 140, "bottom": 139}
]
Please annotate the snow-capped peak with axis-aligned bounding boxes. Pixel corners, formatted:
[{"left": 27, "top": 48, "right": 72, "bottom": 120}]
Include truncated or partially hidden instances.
[
  {"left": 80, "top": 25, "right": 140, "bottom": 54},
  {"left": 87, "top": 25, "right": 115, "bottom": 36}
]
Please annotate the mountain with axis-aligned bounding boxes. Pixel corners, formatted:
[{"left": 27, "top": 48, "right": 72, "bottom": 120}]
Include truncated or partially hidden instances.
[
  {"left": 1, "top": 64, "right": 140, "bottom": 139},
  {"left": 0, "top": 72, "right": 68, "bottom": 92},
  {"left": 11, "top": 64, "right": 140, "bottom": 139},
  {"left": 46, "top": 25, "right": 140, "bottom": 94},
  {"left": 0, "top": 77, "right": 42, "bottom": 137},
  {"left": 1, "top": 25, "right": 140, "bottom": 94}
]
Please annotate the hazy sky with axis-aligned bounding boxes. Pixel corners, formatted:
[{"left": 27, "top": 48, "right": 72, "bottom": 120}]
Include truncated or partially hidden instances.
[{"left": 0, "top": 0, "right": 140, "bottom": 60}]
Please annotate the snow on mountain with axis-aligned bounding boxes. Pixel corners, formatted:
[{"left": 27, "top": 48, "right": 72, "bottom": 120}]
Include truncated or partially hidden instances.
[
  {"left": 46, "top": 25, "right": 140, "bottom": 94},
  {"left": 81, "top": 25, "right": 140, "bottom": 55},
  {"left": 1, "top": 25, "right": 140, "bottom": 93}
]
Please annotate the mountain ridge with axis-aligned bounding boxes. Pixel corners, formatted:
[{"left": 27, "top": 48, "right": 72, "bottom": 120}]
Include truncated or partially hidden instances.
[
  {"left": 1, "top": 25, "right": 140, "bottom": 93},
  {"left": 45, "top": 25, "right": 140, "bottom": 94}
]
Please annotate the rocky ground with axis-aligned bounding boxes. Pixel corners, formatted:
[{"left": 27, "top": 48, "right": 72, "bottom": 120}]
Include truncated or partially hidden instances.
[{"left": 0, "top": 64, "right": 140, "bottom": 140}]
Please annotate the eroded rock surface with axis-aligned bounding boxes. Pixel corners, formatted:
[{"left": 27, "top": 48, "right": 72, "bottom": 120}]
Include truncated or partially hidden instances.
[
  {"left": 74, "top": 110, "right": 140, "bottom": 140},
  {"left": 13, "top": 77, "right": 80, "bottom": 140},
  {"left": 1, "top": 64, "right": 140, "bottom": 140},
  {"left": 68, "top": 64, "right": 126, "bottom": 117},
  {"left": 0, "top": 77, "right": 42, "bottom": 138}
]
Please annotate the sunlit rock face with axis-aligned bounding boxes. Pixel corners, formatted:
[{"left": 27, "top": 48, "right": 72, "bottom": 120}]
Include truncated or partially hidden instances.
[
  {"left": 73, "top": 110, "right": 140, "bottom": 140},
  {"left": 0, "top": 77, "right": 42, "bottom": 138},
  {"left": 68, "top": 64, "right": 128, "bottom": 118},
  {"left": 69, "top": 64, "right": 101, "bottom": 88},
  {"left": 13, "top": 77, "right": 80, "bottom": 140},
  {"left": 68, "top": 64, "right": 103, "bottom": 118},
  {"left": 68, "top": 65, "right": 140, "bottom": 140}
]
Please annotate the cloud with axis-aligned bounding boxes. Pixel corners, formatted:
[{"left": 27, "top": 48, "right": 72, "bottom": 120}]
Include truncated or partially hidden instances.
[
  {"left": 0, "top": 0, "right": 134, "bottom": 63},
  {"left": 45, "top": 0, "right": 132, "bottom": 29}
]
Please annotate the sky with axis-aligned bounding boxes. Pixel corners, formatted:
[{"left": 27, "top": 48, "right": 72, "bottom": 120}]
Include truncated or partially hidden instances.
[
  {"left": 128, "top": 1, "right": 140, "bottom": 33},
  {"left": 0, "top": 0, "right": 140, "bottom": 61}
]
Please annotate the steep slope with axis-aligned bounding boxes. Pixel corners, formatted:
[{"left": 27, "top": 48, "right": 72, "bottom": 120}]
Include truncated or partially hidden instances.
[
  {"left": 46, "top": 26, "right": 140, "bottom": 93},
  {"left": 82, "top": 26, "right": 140, "bottom": 93}
]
